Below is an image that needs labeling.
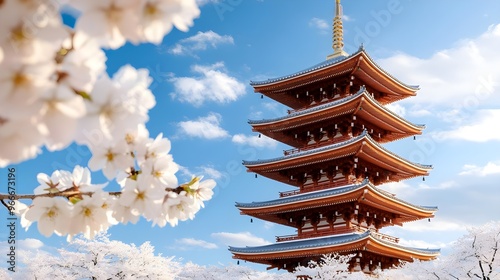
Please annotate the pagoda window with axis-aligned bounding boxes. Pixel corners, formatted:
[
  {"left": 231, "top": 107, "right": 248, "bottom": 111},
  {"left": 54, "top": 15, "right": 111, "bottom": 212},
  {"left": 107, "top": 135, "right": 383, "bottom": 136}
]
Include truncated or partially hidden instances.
[
  {"left": 317, "top": 219, "right": 329, "bottom": 227},
  {"left": 304, "top": 177, "right": 313, "bottom": 187},
  {"left": 318, "top": 175, "right": 329, "bottom": 183},
  {"left": 307, "top": 135, "right": 316, "bottom": 145}
]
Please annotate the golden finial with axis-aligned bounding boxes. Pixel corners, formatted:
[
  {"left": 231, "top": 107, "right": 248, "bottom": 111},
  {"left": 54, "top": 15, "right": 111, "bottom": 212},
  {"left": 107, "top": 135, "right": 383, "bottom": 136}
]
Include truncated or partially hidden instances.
[{"left": 326, "top": 0, "right": 348, "bottom": 60}]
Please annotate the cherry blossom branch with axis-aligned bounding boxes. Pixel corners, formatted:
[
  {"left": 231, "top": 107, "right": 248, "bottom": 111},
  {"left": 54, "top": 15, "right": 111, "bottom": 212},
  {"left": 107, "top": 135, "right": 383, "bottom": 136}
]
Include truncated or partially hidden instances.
[
  {"left": 0, "top": 191, "right": 122, "bottom": 201},
  {"left": 0, "top": 185, "right": 186, "bottom": 202}
]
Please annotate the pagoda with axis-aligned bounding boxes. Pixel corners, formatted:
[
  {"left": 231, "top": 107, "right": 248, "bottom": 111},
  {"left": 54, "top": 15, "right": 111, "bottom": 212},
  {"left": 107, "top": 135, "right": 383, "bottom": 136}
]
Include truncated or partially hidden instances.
[{"left": 228, "top": 0, "right": 439, "bottom": 273}]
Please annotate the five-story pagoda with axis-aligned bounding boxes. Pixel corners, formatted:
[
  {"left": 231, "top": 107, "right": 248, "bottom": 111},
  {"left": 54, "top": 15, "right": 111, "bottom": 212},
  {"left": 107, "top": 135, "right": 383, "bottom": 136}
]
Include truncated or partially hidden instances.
[{"left": 229, "top": 0, "right": 439, "bottom": 273}]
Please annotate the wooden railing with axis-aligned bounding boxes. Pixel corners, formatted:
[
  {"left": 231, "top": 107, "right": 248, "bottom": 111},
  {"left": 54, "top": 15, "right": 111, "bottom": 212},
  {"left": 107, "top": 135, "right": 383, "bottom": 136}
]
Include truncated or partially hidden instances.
[
  {"left": 283, "top": 135, "right": 352, "bottom": 156},
  {"left": 372, "top": 231, "right": 399, "bottom": 243},
  {"left": 276, "top": 227, "right": 399, "bottom": 244},
  {"left": 279, "top": 179, "right": 350, "bottom": 198}
]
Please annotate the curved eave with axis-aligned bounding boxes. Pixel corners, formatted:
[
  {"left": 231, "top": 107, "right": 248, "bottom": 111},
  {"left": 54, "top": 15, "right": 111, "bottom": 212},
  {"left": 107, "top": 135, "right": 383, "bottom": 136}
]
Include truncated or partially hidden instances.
[
  {"left": 229, "top": 231, "right": 439, "bottom": 262},
  {"left": 250, "top": 49, "right": 418, "bottom": 104},
  {"left": 229, "top": 231, "right": 370, "bottom": 256},
  {"left": 250, "top": 53, "right": 355, "bottom": 87},
  {"left": 244, "top": 131, "right": 432, "bottom": 175},
  {"left": 367, "top": 235, "right": 440, "bottom": 261},
  {"left": 357, "top": 51, "right": 419, "bottom": 98},
  {"left": 236, "top": 180, "right": 437, "bottom": 220},
  {"left": 249, "top": 87, "right": 424, "bottom": 144}
]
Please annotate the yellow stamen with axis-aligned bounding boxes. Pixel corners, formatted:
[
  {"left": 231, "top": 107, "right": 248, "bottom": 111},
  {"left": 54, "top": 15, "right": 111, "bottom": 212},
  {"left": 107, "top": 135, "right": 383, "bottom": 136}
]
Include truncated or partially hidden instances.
[
  {"left": 10, "top": 25, "right": 27, "bottom": 43},
  {"left": 137, "top": 192, "right": 145, "bottom": 200},
  {"left": 144, "top": 3, "right": 159, "bottom": 17},
  {"left": 84, "top": 207, "right": 92, "bottom": 217},
  {"left": 106, "top": 151, "right": 114, "bottom": 162},
  {"left": 13, "top": 72, "right": 29, "bottom": 87},
  {"left": 47, "top": 209, "right": 56, "bottom": 218}
]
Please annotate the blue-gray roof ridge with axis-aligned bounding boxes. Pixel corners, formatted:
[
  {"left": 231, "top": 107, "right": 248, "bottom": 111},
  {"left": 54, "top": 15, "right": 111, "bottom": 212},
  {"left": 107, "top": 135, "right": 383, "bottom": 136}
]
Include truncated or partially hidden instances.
[
  {"left": 248, "top": 86, "right": 426, "bottom": 129},
  {"left": 243, "top": 130, "right": 368, "bottom": 166},
  {"left": 235, "top": 180, "right": 366, "bottom": 208},
  {"left": 249, "top": 48, "right": 419, "bottom": 90},
  {"left": 243, "top": 130, "right": 433, "bottom": 170},
  {"left": 235, "top": 179, "right": 438, "bottom": 212},
  {"left": 229, "top": 231, "right": 370, "bottom": 253},
  {"left": 228, "top": 230, "right": 439, "bottom": 255},
  {"left": 249, "top": 87, "right": 365, "bottom": 125}
]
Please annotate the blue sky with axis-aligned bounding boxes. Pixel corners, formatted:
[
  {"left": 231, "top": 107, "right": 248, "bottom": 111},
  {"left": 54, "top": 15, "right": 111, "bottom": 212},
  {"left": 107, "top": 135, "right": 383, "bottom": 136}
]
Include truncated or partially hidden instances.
[{"left": 2, "top": 0, "right": 500, "bottom": 272}]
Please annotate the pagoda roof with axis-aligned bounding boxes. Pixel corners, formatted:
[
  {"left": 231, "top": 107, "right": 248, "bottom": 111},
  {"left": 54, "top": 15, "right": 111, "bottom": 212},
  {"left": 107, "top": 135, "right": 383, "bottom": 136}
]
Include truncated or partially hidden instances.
[
  {"left": 249, "top": 87, "right": 424, "bottom": 145},
  {"left": 244, "top": 130, "right": 432, "bottom": 184},
  {"left": 249, "top": 48, "right": 419, "bottom": 107},
  {"left": 229, "top": 230, "right": 439, "bottom": 262},
  {"left": 250, "top": 54, "right": 350, "bottom": 86},
  {"left": 236, "top": 179, "right": 437, "bottom": 226}
]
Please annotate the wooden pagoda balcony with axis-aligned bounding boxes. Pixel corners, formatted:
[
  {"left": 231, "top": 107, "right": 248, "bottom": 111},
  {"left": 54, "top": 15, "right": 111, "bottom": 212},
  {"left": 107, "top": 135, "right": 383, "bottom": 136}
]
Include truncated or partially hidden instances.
[
  {"left": 283, "top": 135, "right": 352, "bottom": 156},
  {"left": 372, "top": 231, "right": 400, "bottom": 243},
  {"left": 275, "top": 228, "right": 399, "bottom": 244},
  {"left": 276, "top": 227, "right": 353, "bottom": 242},
  {"left": 279, "top": 179, "right": 350, "bottom": 198}
]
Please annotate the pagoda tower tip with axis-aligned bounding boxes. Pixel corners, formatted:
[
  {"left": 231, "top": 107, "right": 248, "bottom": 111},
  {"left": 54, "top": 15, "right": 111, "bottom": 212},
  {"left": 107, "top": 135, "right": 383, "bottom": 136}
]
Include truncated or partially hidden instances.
[{"left": 326, "top": 0, "right": 349, "bottom": 60}]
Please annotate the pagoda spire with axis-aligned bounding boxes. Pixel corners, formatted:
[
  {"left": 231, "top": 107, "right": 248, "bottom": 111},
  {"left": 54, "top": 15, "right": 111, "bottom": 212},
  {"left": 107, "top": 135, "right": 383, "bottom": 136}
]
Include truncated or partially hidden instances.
[{"left": 327, "top": 0, "right": 349, "bottom": 60}]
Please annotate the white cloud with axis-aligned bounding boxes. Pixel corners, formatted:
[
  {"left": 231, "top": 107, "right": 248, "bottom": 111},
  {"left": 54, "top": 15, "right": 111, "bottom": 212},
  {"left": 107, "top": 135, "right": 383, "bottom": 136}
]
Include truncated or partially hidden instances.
[
  {"left": 175, "top": 238, "right": 218, "bottom": 249},
  {"left": 409, "top": 109, "right": 432, "bottom": 117},
  {"left": 309, "top": 18, "right": 329, "bottom": 31},
  {"left": 170, "top": 62, "right": 246, "bottom": 107},
  {"left": 460, "top": 161, "right": 500, "bottom": 176},
  {"left": 385, "top": 103, "right": 406, "bottom": 117},
  {"left": 432, "top": 109, "right": 500, "bottom": 142},
  {"left": 378, "top": 181, "right": 413, "bottom": 197},
  {"left": 399, "top": 219, "right": 467, "bottom": 233},
  {"left": 211, "top": 232, "right": 271, "bottom": 247},
  {"left": 263, "top": 221, "right": 275, "bottom": 230},
  {"left": 231, "top": 134, "right": 277, "bottom": 149},
  {"left": 398, "top": 238, "right": 449, "bottom": 249},
  {"left": 378, "top": 24, "right": 500, "bottom": 108},
  {"left": 196, "top": 0, "right": 219, "bottom": 6},
  {"left": 18, "top": 238, "right": 44, "bottom": 249},
  {"left": 200, "top": 166, "right": 224, "bottom": 179},
  {"left": 169, "top": 30, "right": 234, "bottom": 56},
  {"left": 177, "top": 113, "right": 229, "bottom": 139},
  {"left": 178, "top": 165, "right": 223, "bottom": 181}
]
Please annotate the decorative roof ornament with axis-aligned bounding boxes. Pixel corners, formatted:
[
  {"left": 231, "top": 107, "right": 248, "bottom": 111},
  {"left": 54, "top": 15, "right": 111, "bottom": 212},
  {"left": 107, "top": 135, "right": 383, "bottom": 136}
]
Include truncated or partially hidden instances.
[{"left": 326, "top": 0, "right": 349, "bottom": 60}]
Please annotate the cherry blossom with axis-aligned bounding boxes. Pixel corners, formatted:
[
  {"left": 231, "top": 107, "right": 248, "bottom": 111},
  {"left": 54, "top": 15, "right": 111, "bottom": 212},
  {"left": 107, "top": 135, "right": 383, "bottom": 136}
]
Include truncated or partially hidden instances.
[
  {"left": 141, "top": 155, "right": 179, "bottom": 189},
  {"left": 189, "top": 178, "right": 216, "bottom": 207},
  {"left": 58, "top": 32, "right": 107, "bottom": 94},
  {"left": 136, "top": 132, "right": 171, "bottom": 162},
  {"left": 119, "top": 176, "right": 164, "bottom": 218},
  {"left": 72, "top": 0, "right": 142, "bottom": 49},
  {"left": 0, "top": 58, "right": 56, "bottom": 120},
  {"left": 111, "top": 202, "right": 141, "bottom": 225},
  {"left": 69, "top": 193, "right": 111, "bottom": 239},
  {"left": 0, "top": 0, "right": 68, "bottom": 63},
  {"left": 34, "top": 170, "right": 71, "bottom": 194},
  {"left": 88, "top": 140, "right": 133, "bottom": 179},
  {"left": 68, "top": 165, "right": 108, "bottom": 192},
  {"left": 0, "top": 117, "right": 45, "bottom": 167},
  {"left": 0, "top": 0, "right": 215, "bottom": 241},
  {"left": 24, "top": 197, "right": 73, "bottom": 237},
  {"left": 138, "top": 0, "right": 200, "bottom": 44}
]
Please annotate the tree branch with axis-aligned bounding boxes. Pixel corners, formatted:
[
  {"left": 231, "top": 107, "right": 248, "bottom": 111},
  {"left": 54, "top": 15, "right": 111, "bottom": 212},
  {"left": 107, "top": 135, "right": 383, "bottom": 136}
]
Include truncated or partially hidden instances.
[{"left": 0, "top": 191, "right": 122, "bottom": 201}]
